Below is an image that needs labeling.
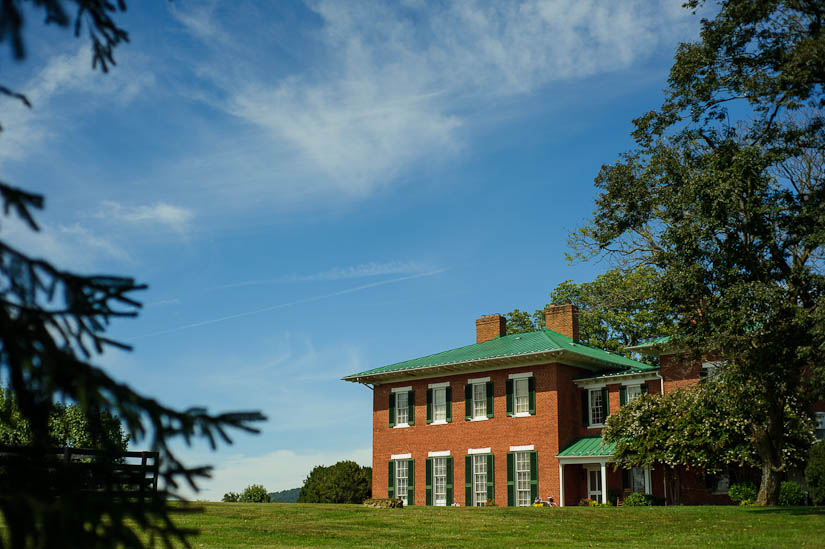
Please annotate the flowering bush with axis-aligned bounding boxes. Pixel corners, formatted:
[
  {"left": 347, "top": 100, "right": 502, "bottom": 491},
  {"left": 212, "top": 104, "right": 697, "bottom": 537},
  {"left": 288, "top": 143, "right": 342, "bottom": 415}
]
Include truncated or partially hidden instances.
[
  {"left": 485, "top": 498, "right": 498, "bottom": 507},
  {"left": 622, "top": 493, "right": 654, "bottom": 507},
  {"left": 728, "top": 483, "right": 758, "bottom": 505},
  {"left": 578, "top": 497, "right": 610, "bottom": 507}
]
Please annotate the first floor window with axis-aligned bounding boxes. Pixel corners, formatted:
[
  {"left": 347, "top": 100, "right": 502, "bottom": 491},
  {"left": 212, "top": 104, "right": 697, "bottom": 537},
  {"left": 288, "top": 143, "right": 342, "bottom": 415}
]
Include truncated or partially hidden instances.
[
  {"left": 589, "top": 389, "right": 605, "bottom": 425},
  {"left": 631, "top": 467, "right": 646, "bottom": 493},
  {"left": 434, "top": 457, "right": 447, "bottom": 506},
  {"left": 706, "top": 471, "right": 730, "bottom": 494},
  {"left": 473, "top": 383, "right": 486, "bottom": 418},
  {"left": 514, "top": 378, "right": 529, "bottom": 414},
  {"left": 396, "top": 460, "right": 409, "bottom": 505},
  {"left": 473, "top": 455, "right": 487, "bottom": 506},
  {"left": 816, "top": 412, "right": 825, "bottom": 441},
  {"left": 515, "top": 452, "right": 531, "bottom": 507},
  {"left": 433, "top": 387, "right": 447, "bottom": 422},
  {"left": 396, "top": 391, "right": 409, "bottom": 425}
]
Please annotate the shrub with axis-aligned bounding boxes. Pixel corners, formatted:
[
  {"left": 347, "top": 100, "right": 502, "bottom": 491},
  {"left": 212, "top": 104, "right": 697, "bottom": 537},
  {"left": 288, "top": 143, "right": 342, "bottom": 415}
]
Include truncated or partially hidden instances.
[
  {"left": 239, "top": 484, "right": 271, "bottom": 503},
  {"left": 363, "top": 498, "right": 403, "bottom": 508},
  {"left": 298, "top": 460, "right": 372, "bottom": 504},
  {"left": 222, "top": 492, "right": 240, "bottom": 503},
  {"left": 728, "top": 483, "right": 758, "bottom": 505},
  {"left": 607, "top": 488, "right": 621, "bottom": 505},
  {"left": 779, "top": 481, "right": 806, "bottom": 506},
  {"left": 623, "top": 492, "right": 654, "bottom": 507},
  {"left": 806, "top": 441, "right": 825, "bottom": 505}
]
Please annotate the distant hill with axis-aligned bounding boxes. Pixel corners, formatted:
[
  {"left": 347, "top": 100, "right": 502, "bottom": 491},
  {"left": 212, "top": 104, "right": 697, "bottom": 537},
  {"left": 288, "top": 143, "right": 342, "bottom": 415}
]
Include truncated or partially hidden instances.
[{"left": 269, "top": 487, "right": 301, "bottom": 503}]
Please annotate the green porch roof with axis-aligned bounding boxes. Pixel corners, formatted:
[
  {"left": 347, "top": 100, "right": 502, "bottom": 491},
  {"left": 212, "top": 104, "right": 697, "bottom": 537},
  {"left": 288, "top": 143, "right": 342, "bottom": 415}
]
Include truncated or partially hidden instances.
[
  {"left": 343, "top": 329, "right": 656, "bottom": 383},
  {"left": 625, "top": 335, "right": 673, "bottom": 353},
  {"left": 557, "top": 436, "right": 617, "bottom": 458}
]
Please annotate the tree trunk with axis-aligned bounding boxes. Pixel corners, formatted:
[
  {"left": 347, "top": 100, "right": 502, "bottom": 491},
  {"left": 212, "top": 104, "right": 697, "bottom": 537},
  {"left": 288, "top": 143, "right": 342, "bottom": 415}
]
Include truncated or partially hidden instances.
[{"left": 754, "top": 403, "right": 785, "bottom": 506}]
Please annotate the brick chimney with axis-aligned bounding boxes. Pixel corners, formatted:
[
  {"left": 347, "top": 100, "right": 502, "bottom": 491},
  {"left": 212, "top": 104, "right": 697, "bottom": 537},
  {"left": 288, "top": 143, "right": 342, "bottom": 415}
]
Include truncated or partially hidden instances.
[
  {"left": 544, "top": 304, "right": 579, "bottom": 340},
  {"left": 476, "top": 314, "right": 506, "bottom": 343}
]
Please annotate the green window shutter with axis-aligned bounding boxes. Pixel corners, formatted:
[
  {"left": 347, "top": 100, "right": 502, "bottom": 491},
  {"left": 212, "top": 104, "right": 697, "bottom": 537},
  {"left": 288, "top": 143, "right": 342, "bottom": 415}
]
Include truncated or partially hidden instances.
[
  {"left": 465, "top": 384, "right": 473, "bottom": 420},
  {"left": 426, "top": 389, "right": 433, "bottom": 424},
  {"left": 640, "top": 383, "right": 649, "bottom": 394},
  {"left": 408, "top": 390, "right": 415, "bottom": 426},
  {"left": 486, "top": 454, "right": 494, "bottom": 502},
  {"left": 506, "top": 379, "right": 514, "bottom": 417},
  {"left": 388, "top": 461, "right": 395, "bottom": 498},
  {"left": 425, "top": 458, "right": 433, "bottom": 506},
  {"left": 530, "top": 451, "right": 538, "bottom": 503},
  {"left": 602, "top": 387, "right": 610, "bottom": 417},
  {"left": 506, "top": 452, "right": 515, "bottom": 506},
  {"left": 622, "top": 468, "right": 630, "bottom": 491},
  {"left": 446, "top": 386, "right": 452, "bottom": 423},
  {"left": 446, "top": 457, "right": 454, "bottom": 506},
  {"left": 389, "top": 393, "right": 396, "bottom": 428},
  {"left": 528, "top": 376, "right": 536, "bottom": 415},
  {"left": 486, "top": 382, "right": 494, "bottom": 418},
  {"left": 582, "top": 390, "right": 589, "bottom": 426},
  {"left": 407, "top": 459, "right": 415, "bottom": 506},
  {"left": 619, "top": 386, "right": 627, "bottom": 407},
  {"left": 465, "top": 455, "right": 472, "bottom": 506}
]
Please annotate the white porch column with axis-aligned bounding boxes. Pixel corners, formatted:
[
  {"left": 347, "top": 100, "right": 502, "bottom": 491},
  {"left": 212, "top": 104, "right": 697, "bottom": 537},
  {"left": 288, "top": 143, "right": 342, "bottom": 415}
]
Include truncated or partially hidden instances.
[
  {"left": 600, "top": 461, "right": 608, "bottom": 504},
  {"left": 558, "top": 463, "right": 564, "bottom": 507}
]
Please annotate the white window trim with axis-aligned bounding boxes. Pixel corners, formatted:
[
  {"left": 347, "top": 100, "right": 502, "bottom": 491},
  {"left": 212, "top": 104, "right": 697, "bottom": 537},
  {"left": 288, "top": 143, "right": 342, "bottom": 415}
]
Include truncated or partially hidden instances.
[
  {"left": 428, "top": 450, "right": 450, "bottom": 457},
  {"left": 392, "top": 424, "right": 410, "bottom": 429},
  {"left": 514, "top": 412, "right": 532, "bottom": 418},
  {"left": 391, "top": 453, "right": 412, "bottom": 460},
  {"left": 430, "top": 420, "right": 448, "bottom": 426},
  {"left": 468, "top": 376, "right": 490, "bottom": 384},
  {"left": 508, "top": 371, "right": 533, "bottom": 380},
  {"left": 588, "top": 388, "right": 606, "bottom": 427},
  {"left": 471, "top": 381, "right": 487, "bottom": 420},
  {"left": 468, "top": 447, "right": 491, "bottom": 455},
  {"left": 428, "top": 381, "right": 450, "bottom": 389},
  {"left": 470, "top": 416, "right": 489, "bottom": 422},
  {"left": 391, "top": 386, "right": 412, "bottom": 393},
  {"left": 510, "top": 445, "right": 534, "bottom": 452}
]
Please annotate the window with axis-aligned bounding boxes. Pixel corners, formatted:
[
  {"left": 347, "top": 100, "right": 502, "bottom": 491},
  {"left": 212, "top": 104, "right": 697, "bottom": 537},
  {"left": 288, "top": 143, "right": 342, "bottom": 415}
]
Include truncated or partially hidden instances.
[
  {"left": 816, "top": 412, "right": 825, "bottom": 441},
  {"left": 433, "top": 387, "right": 447, "bottom": 422},
  {"left": 473, "top": 455, "right": 487, "bottom": 506},
  {"left": 396, "top": 460, "right": 409, "bottom": 505},
  {"left": 626, "top": 385, "right": 642, "bottom": 403},
  {"left": 396, "top": 391, "right": 408, "bottom": 425},
  {"left": 589, "top": 389, "right": 605, "bottom": 426},
  {"left": 427, "top": 383, "right": 451, "bottom": 424},
  {"left": 515, "top": 379, "right": 529, "bottom": 415},
  {"left": 507, "top": 373, "right": 534, "bottom": 417},
  {"left": 473, "top": 383, "right": 486, "bottom": 418},
  {"left": 515, "top": 452, "right": 531, "bottom": 507},
  {"left": 433, "top": 457, "right": 447, "bottom": 506},
  {"left": 700, "top": 361, "right": 724, "bottom": 382},
  {"left": 706, "top": 471, "right": 730, "bottom": 494}
]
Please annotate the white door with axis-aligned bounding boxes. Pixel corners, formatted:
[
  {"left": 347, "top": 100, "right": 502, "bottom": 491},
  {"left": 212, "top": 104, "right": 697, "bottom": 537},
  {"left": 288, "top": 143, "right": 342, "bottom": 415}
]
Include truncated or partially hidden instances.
[{"left": 587, "top": 468, "right": 602, "bottom": 501}]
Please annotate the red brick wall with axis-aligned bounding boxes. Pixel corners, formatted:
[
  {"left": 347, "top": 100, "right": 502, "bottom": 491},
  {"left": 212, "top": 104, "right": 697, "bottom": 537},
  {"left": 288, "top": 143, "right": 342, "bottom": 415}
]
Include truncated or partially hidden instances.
[
  {"left": 660, "top": 353, "right": 701, "bottom": 393},
  {"left": 372, "top": 362, "right": 591, "bottom": 506}
]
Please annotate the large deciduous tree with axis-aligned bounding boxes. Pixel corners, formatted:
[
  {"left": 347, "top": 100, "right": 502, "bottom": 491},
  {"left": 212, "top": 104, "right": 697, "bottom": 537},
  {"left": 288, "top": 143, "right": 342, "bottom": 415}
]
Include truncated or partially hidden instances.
[
  {"left": 0, "top": 2, "right": 266, "bottom": 545},
  {"left": 577, "top": 0, "right": 825, "bottom": 505},
  {"left": 297, "top": 461, "right": 372, "bottom": 504}
]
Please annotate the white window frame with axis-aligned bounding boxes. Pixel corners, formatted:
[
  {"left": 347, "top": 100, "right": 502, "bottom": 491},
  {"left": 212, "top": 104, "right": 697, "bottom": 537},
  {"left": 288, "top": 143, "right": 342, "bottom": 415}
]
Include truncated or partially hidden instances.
[
  {"left": 473, "top": 454, "right": 487, "bottom": 506},
  {"left": 433, "top": 457, "right": 447, "bottom": 506},
  {"left": 625, "top": 384, "right": 642, "bottom": 403},
  {"left": 472, "top": 382, "right": 487, "bottom": 420},
  {"left": 515, "top": 451, "right": 531, "bottom": 507},
  {"left": 815, "top": 411, "right": 825, "bottom": 441},
  {"left": 432, "top": 386, "right": 447, "bottom": 424},
  {"left": 514, "top": 378, "right": 530, "bottom": 416},
  {"left": 395, "top": 390, "right": 409, "bottom": 427},
  {"left": 589, "top": 389, "right": 605, "bottom": 427},
  {"left": 629, "top": 466, "right": 650, "bottom": 494},
  {"left": 395, "top": 460, "right": 409, "bottom": 506}
]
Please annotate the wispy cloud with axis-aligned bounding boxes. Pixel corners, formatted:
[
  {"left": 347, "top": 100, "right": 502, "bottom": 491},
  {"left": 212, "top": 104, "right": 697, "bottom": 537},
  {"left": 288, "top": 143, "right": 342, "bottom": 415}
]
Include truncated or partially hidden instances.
[
  {"left": 133, "top": 269, "right": 446, "bottom": 340},
  {"left": 162, "top": 0, "right": 696, "bottom": 207},
  {"left": 96, "top": 201, "right": 194, "bottom": 234},
  {"left": 212, "top": 260, "right": 433, "bottom": 289},
  {"left": 0, "top": 46, "right": 155, "bottom": 164}
]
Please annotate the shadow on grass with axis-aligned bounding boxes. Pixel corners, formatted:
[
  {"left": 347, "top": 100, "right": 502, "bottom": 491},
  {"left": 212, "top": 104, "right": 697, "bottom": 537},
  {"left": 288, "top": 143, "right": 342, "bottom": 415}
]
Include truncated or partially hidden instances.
[{"left": 745, "top": 506, "right": 825, "bottom": 516}]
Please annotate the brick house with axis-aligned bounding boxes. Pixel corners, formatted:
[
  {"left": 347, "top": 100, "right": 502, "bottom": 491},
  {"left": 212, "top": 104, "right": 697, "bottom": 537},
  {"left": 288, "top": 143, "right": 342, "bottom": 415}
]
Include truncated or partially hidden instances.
[{"left": 342, "top": 304, "right": 818, "bottom": 506}]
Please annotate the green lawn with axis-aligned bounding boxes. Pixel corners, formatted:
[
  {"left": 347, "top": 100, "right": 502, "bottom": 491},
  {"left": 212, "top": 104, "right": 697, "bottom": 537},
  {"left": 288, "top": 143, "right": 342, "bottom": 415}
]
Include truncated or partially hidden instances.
[{"left": 166, "top": 502, "right": 825, "bottom": 548}]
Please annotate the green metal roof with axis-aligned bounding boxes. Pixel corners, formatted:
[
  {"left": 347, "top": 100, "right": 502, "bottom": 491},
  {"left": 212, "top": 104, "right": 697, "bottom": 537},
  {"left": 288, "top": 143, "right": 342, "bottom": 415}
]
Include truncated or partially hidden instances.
[
  {"left": 557, "top": 436, "right": 617, "bottom": 458},
  {"left": 625, "top": 335, "right": 673, "bottom": 353},
  {"left": 343, "top": 329, "right": 656, "bottom": 382}
]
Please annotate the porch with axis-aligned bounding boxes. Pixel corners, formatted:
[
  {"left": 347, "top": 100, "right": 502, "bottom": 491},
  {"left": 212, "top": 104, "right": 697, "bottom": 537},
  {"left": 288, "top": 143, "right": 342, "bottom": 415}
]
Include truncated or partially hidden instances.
[{"left": 556, "top": 436, "right": 651, "bottom": 506}]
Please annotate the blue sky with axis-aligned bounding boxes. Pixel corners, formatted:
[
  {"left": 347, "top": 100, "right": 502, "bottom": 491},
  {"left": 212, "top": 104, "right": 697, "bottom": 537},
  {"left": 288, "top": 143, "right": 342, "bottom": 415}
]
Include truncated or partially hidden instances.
[{"left": 1, "top": 1, "right": 702, "bottom": 500}]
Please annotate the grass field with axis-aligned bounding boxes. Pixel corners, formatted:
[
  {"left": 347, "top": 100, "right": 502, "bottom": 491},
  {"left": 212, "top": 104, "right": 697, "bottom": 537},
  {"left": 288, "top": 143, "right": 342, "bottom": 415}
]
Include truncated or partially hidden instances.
[{"left": 166, "top": 502, "right": 825, "bottom": 548}]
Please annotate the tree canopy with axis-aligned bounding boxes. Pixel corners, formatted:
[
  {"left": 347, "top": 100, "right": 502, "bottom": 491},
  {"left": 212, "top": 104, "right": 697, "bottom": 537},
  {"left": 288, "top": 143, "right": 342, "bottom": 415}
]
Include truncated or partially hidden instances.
[
  {"left": 297, "top": 461, "right": 372, "bottom": 504},
  {"left": 577, "top": 0, "right": 825, "bottom": 504},
  {"left": 0, "top": 2, "right": 265, "bottom": 545}
]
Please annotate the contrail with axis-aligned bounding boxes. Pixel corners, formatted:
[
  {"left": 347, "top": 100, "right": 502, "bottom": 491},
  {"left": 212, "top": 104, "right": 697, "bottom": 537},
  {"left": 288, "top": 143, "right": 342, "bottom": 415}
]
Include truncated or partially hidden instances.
[{"left": 130, "top": 269, "right": 446, "bottom": 341}]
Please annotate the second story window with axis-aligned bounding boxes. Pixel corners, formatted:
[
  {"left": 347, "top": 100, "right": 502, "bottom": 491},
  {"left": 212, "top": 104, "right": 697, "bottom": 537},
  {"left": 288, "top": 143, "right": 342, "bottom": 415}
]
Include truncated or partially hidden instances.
[
  {"left": 473, "top": 383, "right": 486, "bottom": 418},
  {"left": 396, "top": 391, "right": 409, "bottom": 425},
  {"left": 389, "top": 386, "right": 414, "bottom": 428},
  {"left": 816, "top": 412, "right": 825, "bottom": 441},
  {"left": 583, "top": 387, "right": 609, "bottom": 427},
  {"left": 465, "top": 378, "right": 493, "bottom": 420},
  {"left": 507, "top": 373, "right": 535, "bottom": 417},
  {"left": 427, "top": 382, "right": 452, "bottom": 424}
]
